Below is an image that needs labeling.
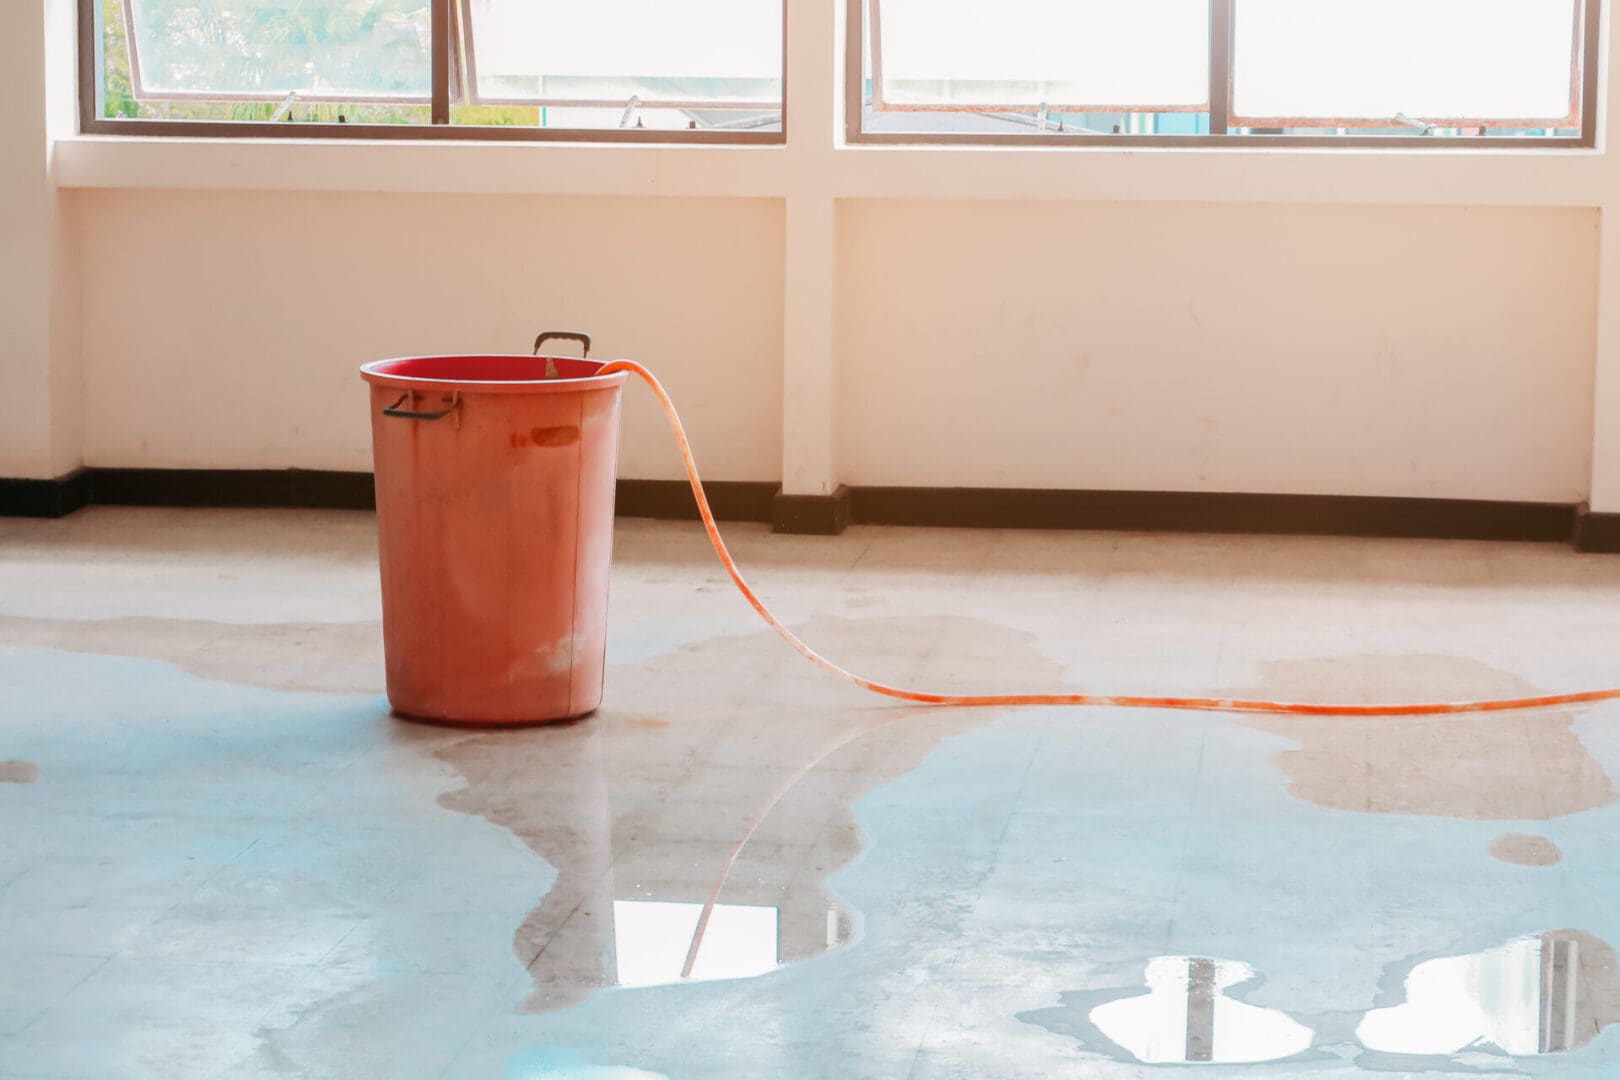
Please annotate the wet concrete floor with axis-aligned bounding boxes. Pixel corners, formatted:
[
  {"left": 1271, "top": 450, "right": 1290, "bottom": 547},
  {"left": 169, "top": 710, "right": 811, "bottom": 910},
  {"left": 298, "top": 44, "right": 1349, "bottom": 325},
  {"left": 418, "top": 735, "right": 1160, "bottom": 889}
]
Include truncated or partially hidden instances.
[{"left": 5, "top": 508, "right": 1620, "bottom": 1078}]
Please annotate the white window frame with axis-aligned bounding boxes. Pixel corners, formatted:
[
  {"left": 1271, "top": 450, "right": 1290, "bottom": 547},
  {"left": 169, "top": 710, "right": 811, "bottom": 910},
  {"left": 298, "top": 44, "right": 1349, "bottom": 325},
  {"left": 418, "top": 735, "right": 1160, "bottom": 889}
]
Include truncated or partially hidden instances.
[
  {"left": 82, "top": 0, "right": 787, "bottom": 143},
  {"left": 848, "top": 0, "right": 1599, "bottom": 148}
]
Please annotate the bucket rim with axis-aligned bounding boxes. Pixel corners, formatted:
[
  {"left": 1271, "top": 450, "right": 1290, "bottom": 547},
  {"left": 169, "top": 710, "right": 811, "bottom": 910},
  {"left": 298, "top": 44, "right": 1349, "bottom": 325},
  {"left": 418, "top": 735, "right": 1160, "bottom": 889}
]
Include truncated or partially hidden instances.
[{"left": 360, "top": 353, "right": 629, "bottom": 393}]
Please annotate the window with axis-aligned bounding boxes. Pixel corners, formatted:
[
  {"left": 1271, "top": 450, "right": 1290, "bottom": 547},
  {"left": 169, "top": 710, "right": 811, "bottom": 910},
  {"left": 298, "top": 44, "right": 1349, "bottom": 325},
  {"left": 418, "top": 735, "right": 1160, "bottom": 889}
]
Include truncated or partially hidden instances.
[
  {"left": 851, "top": 0, "right": 1598, "bottom": 145},
  {"left": 461, "top": 0, "right": 780, "bottom": 133},
  {"left": 867, "top": 0, "right": 1212, "bottom": 135},
  {"left": 1233, "top": 0, "right": 1578, "bottom": 128},
  {"left": 83, "top": 0, "right": 784, "bottom": 140}
]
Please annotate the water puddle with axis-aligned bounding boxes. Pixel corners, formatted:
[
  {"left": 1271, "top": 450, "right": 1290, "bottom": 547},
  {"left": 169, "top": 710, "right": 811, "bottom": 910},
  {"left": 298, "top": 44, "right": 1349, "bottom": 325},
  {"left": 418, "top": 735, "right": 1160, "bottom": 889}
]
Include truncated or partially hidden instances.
[
  {"left": 23, "top": 635, "right": 1617, "bottom": 1076},
  {"left": 431, "top": 614, "right": 1060, "bottom": 1010}
]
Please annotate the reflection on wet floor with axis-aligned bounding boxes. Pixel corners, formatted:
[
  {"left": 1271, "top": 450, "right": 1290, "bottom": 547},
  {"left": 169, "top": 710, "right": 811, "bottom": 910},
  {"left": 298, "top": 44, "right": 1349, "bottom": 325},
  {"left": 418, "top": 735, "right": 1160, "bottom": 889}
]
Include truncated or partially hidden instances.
[
  {"left": 618, "top": 899, "right": 859, "bottom": 989},
  {"left": 1360, "top": 930, "right": 1620, "bottom": 1058},
  {"left": 430, "top": 614, "right": 1034, "bottom": 1011},
  {"left": 1089, "top": 957, "right": 1314, "bottom": 1064},
  {"left": 614, "top": 900, "right": 772, "bottom": 986},
  {"left": 506, "top": 1047, "right": 669, "bottom": 1078},
  {"left": 1074, "top": 932, "right": 1620, "bottom": 1067},
  {"left": 607, "top": 899, "right": 855, "bottom": 988}
]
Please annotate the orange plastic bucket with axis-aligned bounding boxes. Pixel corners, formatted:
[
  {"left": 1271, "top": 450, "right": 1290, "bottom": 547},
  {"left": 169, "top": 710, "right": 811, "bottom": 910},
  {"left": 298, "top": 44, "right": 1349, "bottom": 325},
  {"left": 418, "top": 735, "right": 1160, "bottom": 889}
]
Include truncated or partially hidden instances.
[{"left": 360, "top": 334, "right": 627, "bottom": 725}]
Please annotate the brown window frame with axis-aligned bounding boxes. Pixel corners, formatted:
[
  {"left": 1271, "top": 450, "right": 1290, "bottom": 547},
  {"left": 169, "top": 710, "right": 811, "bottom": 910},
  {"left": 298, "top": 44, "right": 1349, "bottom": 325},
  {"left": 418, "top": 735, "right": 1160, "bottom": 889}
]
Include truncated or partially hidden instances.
[
  {"left": 846, "top": 0, "right": 1601, "bottom": 149},
  {"left": 79, "top": 0, "right": 787, "bottom": 144}
]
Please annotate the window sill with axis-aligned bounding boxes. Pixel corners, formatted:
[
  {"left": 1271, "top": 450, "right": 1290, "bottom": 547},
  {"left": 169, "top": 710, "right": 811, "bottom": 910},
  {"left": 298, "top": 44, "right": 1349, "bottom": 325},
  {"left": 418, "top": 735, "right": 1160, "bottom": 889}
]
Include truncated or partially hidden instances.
[
  {"left": 52, "top": 131, "right": 1609, "bottom": 207},
  {"left": 53, "top": 133, "right": 795, "bottom": 198}
]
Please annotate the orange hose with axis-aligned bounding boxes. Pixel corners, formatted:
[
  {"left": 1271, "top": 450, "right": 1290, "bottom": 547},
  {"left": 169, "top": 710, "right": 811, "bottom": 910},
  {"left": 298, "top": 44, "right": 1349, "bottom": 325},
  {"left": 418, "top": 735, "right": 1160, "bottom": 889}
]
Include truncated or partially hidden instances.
[
  {"left": 599, "top": 357, "right": 1620, "bottom": 979},
  {"left": 599, "top": 358, "right": 1620, "bottom": 720}
]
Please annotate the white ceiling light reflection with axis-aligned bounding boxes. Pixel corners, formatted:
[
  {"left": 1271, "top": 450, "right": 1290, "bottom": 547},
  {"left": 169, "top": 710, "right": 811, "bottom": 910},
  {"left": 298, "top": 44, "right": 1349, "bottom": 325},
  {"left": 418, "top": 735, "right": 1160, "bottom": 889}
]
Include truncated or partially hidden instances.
[
  {"left": 1358, "top": 932, "right": 1602, "bottom": 1057},
  {"left": 612, "top": 900, "right": 778, "bottom": 988},
  {"left": 1090, "top": 957, "right": 1314, "bottom": 1064}
]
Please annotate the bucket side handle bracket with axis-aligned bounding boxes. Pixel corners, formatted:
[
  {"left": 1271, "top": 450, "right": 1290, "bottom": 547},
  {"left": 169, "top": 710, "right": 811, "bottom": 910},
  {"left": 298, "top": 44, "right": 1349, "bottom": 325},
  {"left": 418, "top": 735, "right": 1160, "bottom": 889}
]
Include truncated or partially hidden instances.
[{"left": 383, "top": 391, "right": 462, "bottom": 426}]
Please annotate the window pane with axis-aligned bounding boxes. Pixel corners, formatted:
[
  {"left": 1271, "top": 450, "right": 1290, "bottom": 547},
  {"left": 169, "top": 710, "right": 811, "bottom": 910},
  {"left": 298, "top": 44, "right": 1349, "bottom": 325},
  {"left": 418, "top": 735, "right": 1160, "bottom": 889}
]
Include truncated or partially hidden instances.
[
  {"left": 125, "top": 0, "right": 433, "bottom": 100},
  {"left": 1233, "top": 0, "right": 1578, "bottom": 122},
  {"left": 463, "top": 0, "right": 781, "bottom": 112},
  {"left": 875, "top": 0, "right": 1209, "bottom": 110}
]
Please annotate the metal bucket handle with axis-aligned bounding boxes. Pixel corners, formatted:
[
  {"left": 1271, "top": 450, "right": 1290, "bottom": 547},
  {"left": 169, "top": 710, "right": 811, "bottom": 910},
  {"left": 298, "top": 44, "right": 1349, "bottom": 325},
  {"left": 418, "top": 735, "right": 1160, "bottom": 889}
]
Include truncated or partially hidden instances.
[
  {"left": 534, "top": 331, "right": 592, "bottom": 380},
  {"left": 533, "top": 331, "right": 591, "bottom": 358}
]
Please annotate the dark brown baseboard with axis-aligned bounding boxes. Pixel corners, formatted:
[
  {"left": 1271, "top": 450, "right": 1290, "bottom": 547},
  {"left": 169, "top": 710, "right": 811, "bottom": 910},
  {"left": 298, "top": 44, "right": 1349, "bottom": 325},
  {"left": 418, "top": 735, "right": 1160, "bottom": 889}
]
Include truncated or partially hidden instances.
[
  {"left": 617, "top": 479, "right": 775, "bottom": 522},
  {"left": 849, "top": 487, "right": 1576, "bottom": 543},
  {"left": 0, "top": 470, "right": 92, "bottom": 518},
  {"left": 1574, "top": 506, "right": 1620, "bottom": 553},
  {"left": 1, "top": 469, "right": 778, "bottom": 524},
  {"left": 91, "top": 468, "right": 377, "bottom": 510},
  {"left": 773, "top": 485, "right": 852, "bottom": 535},
  {"left": 0, "top": 469, "right": 1604, "bottom": 549}
]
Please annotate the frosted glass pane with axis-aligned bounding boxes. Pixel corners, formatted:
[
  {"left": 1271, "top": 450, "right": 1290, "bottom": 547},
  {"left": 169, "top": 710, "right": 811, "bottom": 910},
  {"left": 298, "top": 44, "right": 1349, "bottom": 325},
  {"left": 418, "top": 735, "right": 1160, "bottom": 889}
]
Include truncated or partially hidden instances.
[
  {"left": 1233, "top": 0, "right": 1577, "bottom": 121},
  {"left": 877, "top": 0, "right": 1209, "bottom": 108},
  {"left": 127, "top": 0, "right": 432, "bottom": 98},
  {"left": 467, "top": 0, "right": 782, "bottom": 102}
]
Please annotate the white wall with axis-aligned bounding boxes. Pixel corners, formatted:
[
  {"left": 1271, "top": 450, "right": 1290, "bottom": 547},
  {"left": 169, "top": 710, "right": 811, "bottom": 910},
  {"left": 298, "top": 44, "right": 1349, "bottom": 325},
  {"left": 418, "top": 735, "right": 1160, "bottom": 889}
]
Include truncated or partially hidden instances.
[
  {"left": 0, "top": 0, "right": 80, "bottom": 481},
  {"left": 838, "top": 200, "right": 1599, "bottom": 500},
  {"left": 15, "top": 0, "right": 1620, "bottom": 510},
  {"left": 65, "top": 187, "right": 1608, "bottom": 502},
  {"left": 0, "top": 0, "right": 55, "bottom": 480},
  {"left": 78, "top": 191, "right": 784, "bottom": 480}
]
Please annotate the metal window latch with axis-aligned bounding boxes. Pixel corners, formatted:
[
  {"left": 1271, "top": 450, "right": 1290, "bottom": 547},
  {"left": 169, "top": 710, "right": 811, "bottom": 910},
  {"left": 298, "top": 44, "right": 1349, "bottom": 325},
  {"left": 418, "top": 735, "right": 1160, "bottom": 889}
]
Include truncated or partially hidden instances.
[
  {"left": 1394, "top": 112, "right": 1437, "bottom": 136},
  {"left": 271, "top": 91, "right": 299, "bottom": 122}
]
